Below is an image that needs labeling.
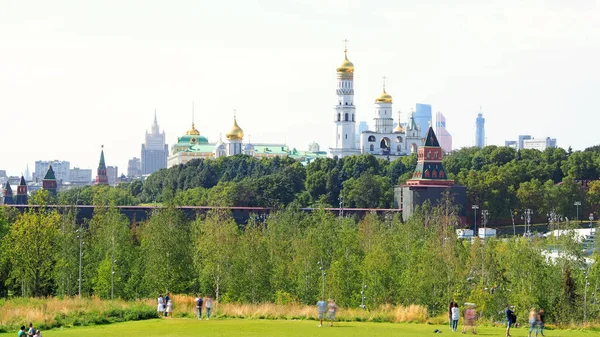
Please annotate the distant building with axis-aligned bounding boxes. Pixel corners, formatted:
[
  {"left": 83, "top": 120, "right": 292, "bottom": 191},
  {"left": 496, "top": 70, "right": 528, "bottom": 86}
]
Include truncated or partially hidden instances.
[
  {"left": 414, "top": 103, "right": 432, "bottom": 140},
  {"left": 70, "top": 168, "right": 92, "bottom": 185},
  {"left": 0, "top": 170, "right": 6, "bottom": 179},
  {"left": 141, "top": 112, "right": 168, "bottom": 175},
  {"left": 475, "top": 113, "right": 485, "bottom": 148},
  {"left": 518, "top": 135, "right": 532, "bottom": 150},
  {"left": 35, "top": 160, "right": 70, "bottom": 183},
  {"left": 127, "top": 157, "right": 142, "bottom": 178},
  {"left": 435, "top": 111, "right": 452, "bottom": 152},
  {"left": 505, "top": 141, "right": 518, "bottom": 148},
  {"left": 107, "top": 166, "right": 118, "bottom": 186},
  {"left": 523, "top": 137, "right": 557, "bottom": 151}
]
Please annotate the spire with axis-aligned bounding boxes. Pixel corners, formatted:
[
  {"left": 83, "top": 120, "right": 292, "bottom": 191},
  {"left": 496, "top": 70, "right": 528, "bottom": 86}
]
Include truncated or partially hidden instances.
[
  {"left": 99, "top": 145, "right": 106, "bottom": 170},
  {"left": 19, "top": 175, "right": 26, "bottom": 186},
  {"left": 154, "top": 109, "right": 158, "bottom": 125},
  {"left": 43, "top": 165, "right": 57, "bottom": 180},
  {"left": 3, "top": 181, "right": 12, "bottom": 194}
]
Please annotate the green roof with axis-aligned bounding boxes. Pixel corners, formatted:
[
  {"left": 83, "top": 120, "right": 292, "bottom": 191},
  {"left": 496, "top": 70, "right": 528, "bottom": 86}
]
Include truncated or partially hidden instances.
[
  {"left": 19, "top": 176, "right": 26, "bottom": 186},
  {"left": 44, "top": 165, "right": 57, "bottom": 180},
  {"left": 98, "top": 149, "right": 106, "bottom": 170}
]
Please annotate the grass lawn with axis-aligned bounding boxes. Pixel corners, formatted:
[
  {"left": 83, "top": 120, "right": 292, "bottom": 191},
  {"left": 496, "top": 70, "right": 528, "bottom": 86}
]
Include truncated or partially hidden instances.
[{"left": 0, "top": 318, "right": 596, "bottom": 337}]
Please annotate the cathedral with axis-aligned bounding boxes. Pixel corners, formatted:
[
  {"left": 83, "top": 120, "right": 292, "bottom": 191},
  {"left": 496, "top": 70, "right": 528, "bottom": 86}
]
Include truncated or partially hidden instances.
[{"left": 329, "top": 47, "right": 422, "bottom": 159}]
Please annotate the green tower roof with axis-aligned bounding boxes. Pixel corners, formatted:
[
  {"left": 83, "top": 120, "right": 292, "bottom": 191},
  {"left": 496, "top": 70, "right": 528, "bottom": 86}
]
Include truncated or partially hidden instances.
[
  {"left": 44, "top": 165, "right": 57, "bottom": 180},
  {"left": 19, "top": 176, "right": 26, "bottom": 186},
  {"left": 98, "top": 147, "right": 107, "bottom": 170},
  {"left": 424, "top": 126, "right": 440, "bottom": 147}
]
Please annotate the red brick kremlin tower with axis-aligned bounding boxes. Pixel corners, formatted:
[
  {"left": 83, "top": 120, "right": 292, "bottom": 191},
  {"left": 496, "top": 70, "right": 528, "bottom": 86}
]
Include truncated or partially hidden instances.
[
  {"left": 1, "top": 181, "right": 14, "bottom": 205},
  {"left": 396, "top": 126, "right": 466, "bottom": 222},
  {"left": 95, "top": 146, "right": 109, "bottom": 185},
  {"left": 42, "top": 165, "right": 58, "bottom": 197},
  {"left": 16, "top": 176, "right": 28, "bottom": 205}
]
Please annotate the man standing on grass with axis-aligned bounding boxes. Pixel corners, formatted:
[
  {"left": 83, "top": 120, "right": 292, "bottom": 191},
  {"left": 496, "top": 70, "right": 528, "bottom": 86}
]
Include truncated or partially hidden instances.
[
  {"left": 316, "top": 298, "right": 327, "bottom": 327},
  {"left": 27, "top": 323, "right": 35, "bottom": 337},
  {"left": 195, "top": 294, "right": 204, "bottom": 320},
  {"left": 18, "top": 326, "right": 27, "bottom": 337},
  {"left": 328, "top": 299, "right": 338, "bottom": 327}
]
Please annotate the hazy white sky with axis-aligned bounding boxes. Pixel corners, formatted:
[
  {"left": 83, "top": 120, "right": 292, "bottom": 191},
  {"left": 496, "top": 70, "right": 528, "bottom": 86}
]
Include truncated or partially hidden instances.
[{"left": 1, "top": 0, "right": 599, "bottom": 176}]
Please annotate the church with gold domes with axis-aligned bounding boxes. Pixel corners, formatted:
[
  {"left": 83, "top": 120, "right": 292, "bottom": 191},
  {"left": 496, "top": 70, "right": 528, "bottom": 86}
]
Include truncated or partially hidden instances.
[
  {"left": 167, "top": 114, "right": 327, "bottom": 167},
  {"left": 329, "top": 46, "right": 422, "bottom": 159}
]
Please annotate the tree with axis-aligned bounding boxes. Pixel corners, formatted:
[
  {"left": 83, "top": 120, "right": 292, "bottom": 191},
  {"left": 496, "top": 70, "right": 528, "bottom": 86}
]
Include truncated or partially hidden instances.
[{"left": 341, "top": 173, "right": 393, "bottom": 208}]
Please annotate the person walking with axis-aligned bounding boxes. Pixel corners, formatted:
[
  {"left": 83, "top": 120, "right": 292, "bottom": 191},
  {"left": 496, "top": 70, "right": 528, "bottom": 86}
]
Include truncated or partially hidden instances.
[
  {"left": 328, "top": 299, "right": 338, "bottom": 327},
  {"left": 538, "top": 308, "right": 545, "bottom": 337},
  {"left": 195, "top": 294, "right": 204, "bottom": 320},
  {"left": 528, "top": 307, "right": 539, "bottom": 337},
  {"left": 316, "top": 298, "right": 327, "bottom": 327},
  {"left": 505, "top": 304, "right": 515, "bottom": 337},
  {"left": 166, "top": 299, "right": 173, "bottom": 317},
  {"left": 462, "top": 303, "right": 477, "bottom": 334},
  {"left": 164, "top": 292, "right": 171, "bottom": 317},
  {"left": 451, "top": 302, "right": 460, "bottom": 332},
  {"left": 157, "top": 294, "right": 165, "bottom": 317},
  {"left": 205, "top": 296, "right": 213, "bottom": 320}
]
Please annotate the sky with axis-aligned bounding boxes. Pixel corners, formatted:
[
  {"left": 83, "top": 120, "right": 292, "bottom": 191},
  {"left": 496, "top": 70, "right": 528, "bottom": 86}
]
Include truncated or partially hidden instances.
[{"left": 1, "top": 0, "right": 599, "bottom": 176}]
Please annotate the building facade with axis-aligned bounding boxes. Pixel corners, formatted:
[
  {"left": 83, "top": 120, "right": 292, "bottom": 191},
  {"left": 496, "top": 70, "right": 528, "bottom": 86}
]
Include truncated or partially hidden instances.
[
  {"left": 475, "top": 113, "right": 485, "bottom": 148},
  {"left": 141, "top": 113, "right": 168, "bottom": 175},
  {"left": 107, "top": 166, "right": 118, "bottom": 186},
  {"left": 70, "top": 168, "right": 92, "bottom": 185},
  {"left": 523, "top": 137, "right": 557, "bottom": 151},
  {"left": 127, "top": 157, "right": 142, "bottom": 178},
  {"left": 435, "top": 111, "right": 452, "bottom": 152},
  {"left": 518, "top": 135, "right": 532, "bottom": 150},
  {"left": 34, "top": 160, "right": 70, "bottom": 183}
]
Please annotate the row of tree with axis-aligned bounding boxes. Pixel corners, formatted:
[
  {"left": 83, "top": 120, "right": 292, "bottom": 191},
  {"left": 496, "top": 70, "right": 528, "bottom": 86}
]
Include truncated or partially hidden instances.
[{"left": 1, "top": 194, "right": 599, "bottom": 324}]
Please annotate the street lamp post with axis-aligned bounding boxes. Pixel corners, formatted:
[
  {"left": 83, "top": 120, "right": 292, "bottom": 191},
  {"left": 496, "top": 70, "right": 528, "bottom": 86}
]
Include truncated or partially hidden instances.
[
  {"left": 339, "top": 196, "right": 344, "bottom": 218},
  {"left": 509, "top": 209, "right": 516, "bottom": 236},
  {"left": 481, "top": 210, "right": 489, "bottom": 239},
  {"left": 472, "top": 205, "right": 479, "bottom": 234},
  {"left": 524, "top": 209, "right": 533, "bottom": 236},
  {"left": 574, "top": 201, "right": 581, "bottom": 224},
  {"left": 317, "top": 257, "right": 326, "bottom": 300},
  {"left": 76, "top": 225, "right": 85, "bottom": 298},
  {"left": 360, "top": 284, "right": 367, "bottom": 310},
  {"left": 589, "top": 213, "right": 594, "bottom": 229}
]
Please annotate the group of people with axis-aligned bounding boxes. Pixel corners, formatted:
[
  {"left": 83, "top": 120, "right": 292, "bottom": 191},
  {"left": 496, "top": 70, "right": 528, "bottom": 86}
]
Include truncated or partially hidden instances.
[
  {"left": 505, "top": 305, "right": 545, "bottom": 337},
  {"left": 18, "top": 323, "right": 41, "bottom": 337},
  {"left": 316, "top": 298, "right": 338, "bottom": 327},
  {"left": 157, "top": 293, "right": 173, "bottom": 317},
  {"left": 194, "top": 294, "right": 214, "bottom": 320},
  {"left": 448, "top": 301, "right": 478, "bottom": 334}
]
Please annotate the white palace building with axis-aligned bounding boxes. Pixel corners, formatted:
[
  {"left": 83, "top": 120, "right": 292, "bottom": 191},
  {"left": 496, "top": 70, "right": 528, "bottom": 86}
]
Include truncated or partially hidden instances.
[{"left": 329, "top": 47, "right": 422, "bottom": 159}]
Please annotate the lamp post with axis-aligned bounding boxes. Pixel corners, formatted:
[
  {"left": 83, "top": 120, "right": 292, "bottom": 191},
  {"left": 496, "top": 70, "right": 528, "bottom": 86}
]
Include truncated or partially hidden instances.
[
  {"left": 509, "top": 209, "right": 516, "bottom": 236},
  {"left": 481, "top": 210, "right": 489, "bottom": 239},
  {"left": 339, "top": 196, "right": 344, "bottom": 218},
  {"left": 317, "top": 257, "right": 326, "bottom": 300},
  {"left": 76, "top": 225, "right": 85, "bottom": 298},
  {"left": 359, "top": 284, "right": 367, "bottom": 310},
  {"left": 589, "top": 213, "right": 594, "bottom": 229},
  {"left": 574, "top": 201, "right": 581, "bottom": 224},
  {"left": 524, "top": 209, "right": 533, "bottom": 236},
  {"left": 472, "top": 205, "right": 479, "bottom": 234}
]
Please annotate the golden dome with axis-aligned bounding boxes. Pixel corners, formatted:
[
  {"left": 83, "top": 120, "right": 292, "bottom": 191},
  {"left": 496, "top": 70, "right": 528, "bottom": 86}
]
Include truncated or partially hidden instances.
[
  {"left": 375, "top": 89, "right": 392, "bottom": 103},
  {"left": 336, "top": 51, "right": 354, "bottom": 73},
  {"left": 393, "top": 123, "right": 403, "bottom": 133},
  {"left": 226, "top": 117, "right": 244, "bottom": 140},
  {"left": 186, "top": 123, "right": 200, "bottom": 135}
]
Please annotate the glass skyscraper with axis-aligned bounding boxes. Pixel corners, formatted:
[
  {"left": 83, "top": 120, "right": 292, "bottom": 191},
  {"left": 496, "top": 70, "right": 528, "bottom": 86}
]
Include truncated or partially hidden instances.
[
  {"left": 414, "top": 103, "right": 432, "bottom": 140},
  {"left": 475, "top": 113, "right": 485, "bottom": 148}
]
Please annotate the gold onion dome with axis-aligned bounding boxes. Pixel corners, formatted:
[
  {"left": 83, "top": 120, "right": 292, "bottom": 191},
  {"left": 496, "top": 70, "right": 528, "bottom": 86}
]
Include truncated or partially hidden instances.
[
  {"left": 186, "top": 123, "right": 200, "bottom": 135},
  {"left": 375, "top": 89, "right": 393, "bottom": 103},
  {"left": 336, "top": 51, "right": 354, "bottom": 73},
  {"left": 393, "top": 123, "right": 403, "bottom": 133},
  {"left": 226, "top": 117, "right": 244, "bottom": 140}
]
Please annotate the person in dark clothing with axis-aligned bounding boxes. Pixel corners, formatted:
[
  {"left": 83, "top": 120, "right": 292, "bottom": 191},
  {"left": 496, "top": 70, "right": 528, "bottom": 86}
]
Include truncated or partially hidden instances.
[
  {"left": 164, "top": 293, "right": 170, "bottom": 317},
  {"left": 448, "top": 301, "right": 455, "bottom": 330},
  {"left": 538, "top": 308, "right": 545, "bottom": 336},
  {"left": 505, "top": 304, "right": 515, "bottom": 337}
]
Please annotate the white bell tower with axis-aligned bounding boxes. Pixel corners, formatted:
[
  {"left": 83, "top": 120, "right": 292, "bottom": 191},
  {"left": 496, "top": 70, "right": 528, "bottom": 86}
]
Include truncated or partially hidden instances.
[
  {"left": 330, "top": 40, "right": 360, "bottom": 158},
  {"left": 373, "top": 76, "right": 394, "bottom": 134}
]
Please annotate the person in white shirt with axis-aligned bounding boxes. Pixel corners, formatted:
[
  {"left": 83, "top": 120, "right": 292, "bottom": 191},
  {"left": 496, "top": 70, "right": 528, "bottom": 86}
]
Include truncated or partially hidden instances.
[{"left": 451, "top": 303, "right": 460, "bottom": 332}]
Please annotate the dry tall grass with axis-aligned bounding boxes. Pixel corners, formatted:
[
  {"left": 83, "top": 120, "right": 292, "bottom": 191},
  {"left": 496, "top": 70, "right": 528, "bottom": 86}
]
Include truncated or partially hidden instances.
[{"left": 163, "top": 295, "right": 429, "bottom": 323}]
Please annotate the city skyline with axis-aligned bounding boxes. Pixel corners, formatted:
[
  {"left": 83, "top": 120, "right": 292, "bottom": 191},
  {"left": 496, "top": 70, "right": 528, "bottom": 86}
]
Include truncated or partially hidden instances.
[{"left": 2, "top": 1, "right": 600, "bottom": 175}]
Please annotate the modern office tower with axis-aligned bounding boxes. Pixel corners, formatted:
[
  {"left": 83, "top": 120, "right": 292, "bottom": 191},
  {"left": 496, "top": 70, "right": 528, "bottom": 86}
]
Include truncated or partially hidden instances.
[
  {"left": 141, "top": 112, "right": 168, "bottom": 175},
  {"left": 34, "top": 160, "right": 70, "bottom": 183},
  {"left": 518, "top": 135, "right": 532, "bottom": 150},
  {"left": 414, "top": 103, "right": 432, "bottom": 140},
  {"left": 523, "top": 137, "right": 557, "bottom": 151},
  {"left": 435, "top": 111, "right": 452, "bottom": 152},
  {"left": 475, "top": 113, "right": 485, "bottom": 148},
  {"left": 127, "top": 157, "right": 142, "bottom": 178}
]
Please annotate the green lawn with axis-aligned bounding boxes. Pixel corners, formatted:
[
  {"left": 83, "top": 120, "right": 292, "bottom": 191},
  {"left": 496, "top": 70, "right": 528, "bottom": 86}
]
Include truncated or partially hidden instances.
[{"left": 0, "top": 318, "right": 596, "bottom": 337}]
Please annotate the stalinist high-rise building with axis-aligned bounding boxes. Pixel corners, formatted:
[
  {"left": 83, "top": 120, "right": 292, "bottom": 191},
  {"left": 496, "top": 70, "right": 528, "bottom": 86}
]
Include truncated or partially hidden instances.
[
  {"left": 141, "top": 112, "right": 168, "bottom": 175},
  {"left": 329, "top": 45, "right": 360, "bottom": 158}
]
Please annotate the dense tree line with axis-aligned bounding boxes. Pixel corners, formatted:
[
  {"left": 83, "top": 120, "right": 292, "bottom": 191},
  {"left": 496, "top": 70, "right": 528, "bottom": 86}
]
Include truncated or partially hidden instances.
[{"left": 1, "top": 197, "right": 599, "bottom": 325}]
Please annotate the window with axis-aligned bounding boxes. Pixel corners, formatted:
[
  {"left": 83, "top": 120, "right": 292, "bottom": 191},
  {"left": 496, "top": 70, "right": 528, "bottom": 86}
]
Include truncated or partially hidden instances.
[
  {"left": 345, "top": 102, "right": 348, "bottom": 105},
  {"left": 368, "top": 135, "right": 376, "bottom": 142},
  {"left": 337, "top": 113, "right": 340, "bottom": 121},
  {"left": 345, "top": 113, "right": 348, "bottom": 121},
  {"left": 397, "top": 145, "right": 401, "bottom": 151},
  {"left": 352, "top": 114, "right": 355, "bottom": 122},
  {"left": 396, "top": 136, "right": 402, "bottom": 143},
  {"left": 369, "top": 144, "right": 374, "bottom": 151}
]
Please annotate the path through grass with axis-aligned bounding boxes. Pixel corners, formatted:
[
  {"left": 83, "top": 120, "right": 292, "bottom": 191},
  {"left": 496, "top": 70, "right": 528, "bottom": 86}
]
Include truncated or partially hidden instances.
[{"left": 0, "top": 318, "right": 596, "bottom": 337}]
